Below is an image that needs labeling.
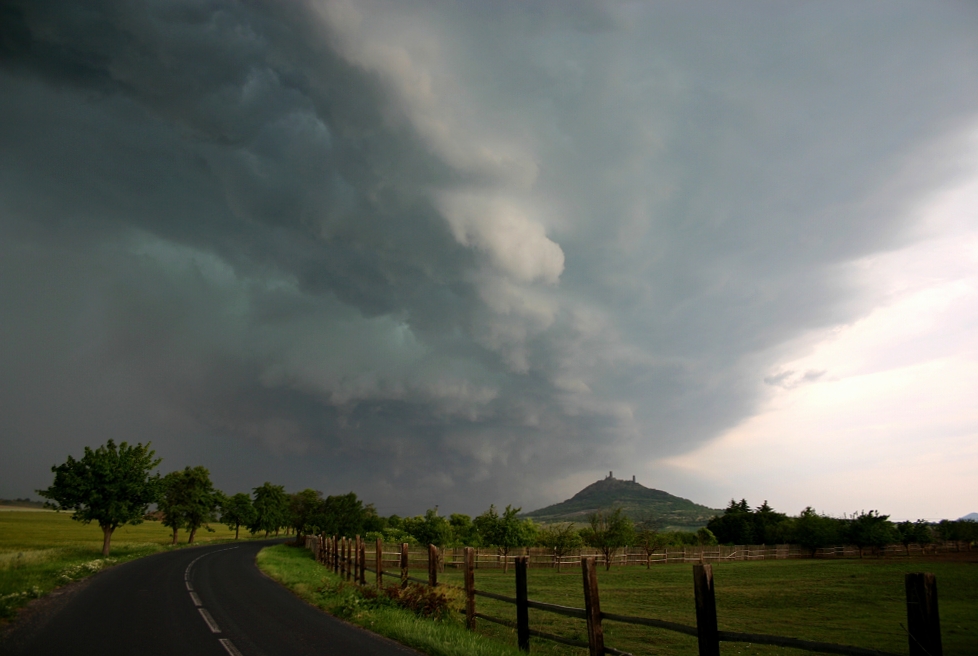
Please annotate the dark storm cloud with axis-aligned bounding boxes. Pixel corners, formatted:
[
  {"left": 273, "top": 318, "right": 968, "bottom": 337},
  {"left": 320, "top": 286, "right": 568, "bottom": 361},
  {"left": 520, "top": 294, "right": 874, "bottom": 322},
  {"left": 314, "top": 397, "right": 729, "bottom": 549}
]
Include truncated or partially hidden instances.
[{"left": 1, "top": 0, "right": 976, "bottom": 513}]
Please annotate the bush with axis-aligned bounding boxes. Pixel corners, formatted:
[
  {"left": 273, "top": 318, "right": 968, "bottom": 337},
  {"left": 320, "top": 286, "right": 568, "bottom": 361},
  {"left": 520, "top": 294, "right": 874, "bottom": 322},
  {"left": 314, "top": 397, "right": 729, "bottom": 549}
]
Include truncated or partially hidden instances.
[{"left": 374, "top": 583, "right": 458, "bottom": 620}]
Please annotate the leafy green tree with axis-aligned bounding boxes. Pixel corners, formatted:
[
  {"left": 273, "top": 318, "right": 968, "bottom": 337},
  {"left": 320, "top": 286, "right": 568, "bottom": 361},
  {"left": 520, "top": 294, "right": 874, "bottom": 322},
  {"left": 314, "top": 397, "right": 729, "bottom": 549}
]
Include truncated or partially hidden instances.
[
  {"left": 696, "top": 527, "right": 718, "bottom": 546},
  {"left": 160, "top": 466, "right": 222, "bottom": 544},
  {"left": 402, "top": 508, "right": 453, "bottom": 547},
  {"left": 181, "top": 467, "right": 222, "bottom": 543},
  {"left": 221, "top": 493, "right": 256, "bottom": 540},
  {"left": 581, "top": 507, "right": 635, "bottom": 571},
  {"left": 790, "top": 507, "right": 843, "bottom": 556},
  {"left": 845, "top": 510, "right": 897, "bottom": 557},
  {"left": 474, "top": 505, "right": 536, "bottom": 573},
  {"left": 289, "top": 489, "right": 322, "bottom": 539},
  {"left": 536, "top": 523, "right": 582, "bottom": 572},
  {"left": 37, "top": 440, "right": 161, "bottom": 556},
  {"left": 250, "top": 482, "right": 289, "bottom": 537},
  {"left": 707, "top": 499, "right": 789, "bottom": 545},
  {"left": 896, "top": 520, "right": 933, "bottom": 554},
  {"left": 321, "top": 492, "right": 369, "bottom": 536},
  {"left": 159, "top": 471, "right": 186, "bottom": 545},
  {"left": 449, "top": 513, "right": 480, "bottom": 546}
]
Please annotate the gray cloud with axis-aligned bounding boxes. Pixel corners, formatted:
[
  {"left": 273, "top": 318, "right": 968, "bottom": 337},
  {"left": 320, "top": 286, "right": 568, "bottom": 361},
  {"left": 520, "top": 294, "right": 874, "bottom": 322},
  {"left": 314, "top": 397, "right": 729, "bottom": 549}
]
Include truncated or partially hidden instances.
[{"left": 2, "top": 0, "right": 977, "bottom": 514}]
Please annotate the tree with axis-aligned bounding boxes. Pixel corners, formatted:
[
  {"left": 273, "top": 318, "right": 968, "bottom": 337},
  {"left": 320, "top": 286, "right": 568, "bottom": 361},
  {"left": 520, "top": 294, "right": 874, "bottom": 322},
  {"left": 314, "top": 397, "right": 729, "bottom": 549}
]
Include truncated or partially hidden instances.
[
  {"left": 320, "top": 492, "right": 368, "bottom": 537},
  {"left": 250, "top": 482, "right": 289, "bottom": 537},
  {"left": 221, "top": 493, "right": 256, "bottom": 540},
  {"left": 696, "top": 527, "right": 718, "bottom": 546},
  {"left": 896, "top": 520, "right": 933, "bottom": 555},
  {"left": 159, "top": 471, "right": 186, "bottom": 545},
  {"left": 159, "top": 467, "right": 223, "bottom": 544},
  {"left": 475, "top": 505, "right": 536, "bottom": 573},
  {"left": 790, "top": 507, "right": 842, "bottom": 556},
  {"left": 402, "top": 508, "right": 453, "bottom": 547},
  {"left": 448, "top": 513, "right": 480, "bottom": 546},
  {"left": 634, "top": 517, "right": 664, "bottom": 569},
  {"left": 181, "top": 467, "right": 222, "bottom": 543},
  {"left": 845, "top": 510, "right": 896, "bottom": 557},
  {"left": 582, "top": 507, "right": 635, "bottom": 571},
  {"left": 536, "top": 523, "right": 582, "bottom": 572},
  {"left": 289, "top": 489, "right": 326, "bottom": 540},
  {"left": 37, "top": 440, "right": 161, "bottom": 556}
]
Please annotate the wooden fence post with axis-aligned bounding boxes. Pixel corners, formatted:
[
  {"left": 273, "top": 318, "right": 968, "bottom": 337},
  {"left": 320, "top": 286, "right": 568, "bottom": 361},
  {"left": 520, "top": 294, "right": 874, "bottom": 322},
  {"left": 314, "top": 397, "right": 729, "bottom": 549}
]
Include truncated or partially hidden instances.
[
  {"left": 581, "top": 557, "right": 604, "bottom": 656},
  {"left": 352, "top": 535, "right": 360, "bottom": 583},
  {"left": 906, "top": 572, "right": 942, "bottom": 656},
  {"left": 359, "top": 537, "right": 366, "bottom": 585},
  {"left": 340, "top": 537, "right": 346, "bottom": 578},
  {"left": 428, "top": 544, "right": 438, "bottom": 587},
  {"left": 464, "top": 547, "right": 476, "bottom": 630},
  {"left": 516, "top": 556, "right": 530, "bottom": 652},
  {"left": 400, "top": 542, "right": 409, "bottom": 587},
  {"left": 693, "top": 564, "right": 720, "bottom": 656},
  {"left": 376, "top": 537, "right": 383, "bottom": 589},
  {"left": 346, "top": 537, "right": 352, "bottom": 581},
  {"left": 333, "top": 536, "right": 339, "bottom": 574}
]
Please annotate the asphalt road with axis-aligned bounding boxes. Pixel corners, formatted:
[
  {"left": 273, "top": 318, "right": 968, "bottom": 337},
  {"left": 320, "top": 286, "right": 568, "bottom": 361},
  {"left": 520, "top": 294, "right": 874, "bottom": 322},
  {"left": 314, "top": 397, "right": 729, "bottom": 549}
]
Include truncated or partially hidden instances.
[{"left": 1, "top": 540, "right": 420, "bottom": 656}]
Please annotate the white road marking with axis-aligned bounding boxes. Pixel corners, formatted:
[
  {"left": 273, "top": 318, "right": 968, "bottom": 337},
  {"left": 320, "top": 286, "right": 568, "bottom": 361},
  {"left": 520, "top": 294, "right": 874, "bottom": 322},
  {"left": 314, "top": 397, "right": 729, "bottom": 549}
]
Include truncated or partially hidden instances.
[
  {"left": 185, "top": 581, "right": 193, "bottom": 591},
  {"left": 198, "top": 608, "right": 221, "bottom": 633},
  {"left": 190, "top": 591, "right": 203, "bottom": 607},
  {"left": 219, "top": 638, "right": 244, "bottom": 656}
]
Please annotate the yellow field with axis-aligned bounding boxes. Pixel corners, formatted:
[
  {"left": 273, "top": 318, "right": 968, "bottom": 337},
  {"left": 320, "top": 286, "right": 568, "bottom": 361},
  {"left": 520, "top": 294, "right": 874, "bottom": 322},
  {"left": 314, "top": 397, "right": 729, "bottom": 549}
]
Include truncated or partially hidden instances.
[{"left": 0, "top": 510, "right": 239, "bottom": 551}]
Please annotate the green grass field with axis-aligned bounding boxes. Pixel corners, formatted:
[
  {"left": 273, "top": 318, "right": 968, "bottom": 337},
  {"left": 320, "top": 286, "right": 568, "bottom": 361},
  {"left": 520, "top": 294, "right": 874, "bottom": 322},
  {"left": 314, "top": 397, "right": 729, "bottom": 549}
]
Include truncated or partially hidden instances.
[
  {"left": 288, "top": 549, "right": 976, "bottom": 656},
  {"left": 0, "top": 510, "right": 254, "bottom": 621},
  {"left": 433, "top": 558, "right": 977, "bottom": 656}
]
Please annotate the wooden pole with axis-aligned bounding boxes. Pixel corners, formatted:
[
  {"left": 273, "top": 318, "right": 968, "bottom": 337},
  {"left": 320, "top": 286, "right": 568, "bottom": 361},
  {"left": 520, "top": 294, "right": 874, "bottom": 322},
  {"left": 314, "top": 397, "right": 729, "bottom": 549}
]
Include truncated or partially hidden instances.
[
  {"left": 359, "top": 537, "right": 366, "bottom": 585},
  {"left": 464, "top": 547, "right": 476, "bottom": 630},
  {"left": 906, "top": 572, "right": 942, "bottom": 656},
  {"left": 345, "top": 537, "right": 352, "bottom": 581},
  {"left": 581, "top": 557, "right": 604, "bottom": 656},
  {"left": 516, "top": 556, "right": 530, "bottom": 652},
  {"left": 428, "top": 544, "right": 438, "bottom": 587},
  {"left": 693, "top": 564, "right": 720, "bottom": 656},
  {"left": 376, "top": 537, "right": 383, "bottom": 589},
  {"left": 333, "top": 536, "right": 339, "bottom": 574},
  {"left": 400, "top": 542, "right": 409, "bottom": 587}
]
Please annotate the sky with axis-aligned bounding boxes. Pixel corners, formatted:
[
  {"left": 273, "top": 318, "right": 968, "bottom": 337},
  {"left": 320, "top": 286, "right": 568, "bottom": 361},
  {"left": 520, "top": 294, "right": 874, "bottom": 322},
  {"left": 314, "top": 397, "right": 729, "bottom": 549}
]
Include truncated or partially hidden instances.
[{"left": 1, "top": 1, "right": 976, "bottom": 521}]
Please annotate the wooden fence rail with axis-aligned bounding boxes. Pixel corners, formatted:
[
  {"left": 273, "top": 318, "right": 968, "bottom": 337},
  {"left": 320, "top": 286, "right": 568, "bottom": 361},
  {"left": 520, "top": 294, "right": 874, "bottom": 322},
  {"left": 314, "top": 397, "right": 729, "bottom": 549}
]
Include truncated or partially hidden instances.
[{"left": 306, "top": 535, "right": 944, "bottom": 656}]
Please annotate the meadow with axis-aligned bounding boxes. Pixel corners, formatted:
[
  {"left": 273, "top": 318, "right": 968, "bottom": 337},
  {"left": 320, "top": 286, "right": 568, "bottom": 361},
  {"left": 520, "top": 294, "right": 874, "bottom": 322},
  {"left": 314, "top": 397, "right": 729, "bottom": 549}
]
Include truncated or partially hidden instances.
[
  {"left": 275, "top": 542, "right": 976, "bottom": 656},
  {"left": 434, "top": 557, "right": 978, "bottom": 656},
  {"left": 0, "top": 510, "right": 251, "bottom": 621}
]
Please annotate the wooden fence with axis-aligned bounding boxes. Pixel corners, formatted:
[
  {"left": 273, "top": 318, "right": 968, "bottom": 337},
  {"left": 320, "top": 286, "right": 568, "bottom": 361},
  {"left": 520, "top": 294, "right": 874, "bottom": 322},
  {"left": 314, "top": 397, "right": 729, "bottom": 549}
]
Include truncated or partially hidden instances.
[
  {"left": 309, "top": 540, "right": 972, "bottom": 572},
  {"left": 305, "top": 535, "right": 946, "bottom": 656}
]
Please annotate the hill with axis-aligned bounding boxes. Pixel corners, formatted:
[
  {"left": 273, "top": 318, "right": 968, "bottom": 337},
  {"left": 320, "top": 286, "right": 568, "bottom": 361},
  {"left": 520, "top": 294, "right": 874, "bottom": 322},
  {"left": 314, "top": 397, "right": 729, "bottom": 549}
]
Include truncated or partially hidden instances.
[
  {"left": 522, "top": 473, "right": 720, "bottom": 531},
  {"left": 959, "top": 512, "right": 978, "bottom": 521}
]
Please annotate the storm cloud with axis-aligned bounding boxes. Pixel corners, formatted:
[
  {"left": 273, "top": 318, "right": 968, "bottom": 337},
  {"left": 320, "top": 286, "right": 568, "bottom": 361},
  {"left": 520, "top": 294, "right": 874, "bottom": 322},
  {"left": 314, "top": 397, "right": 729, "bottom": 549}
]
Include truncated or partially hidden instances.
[{"left": 2, "top": 1, "right": 977, "bottom": 515}]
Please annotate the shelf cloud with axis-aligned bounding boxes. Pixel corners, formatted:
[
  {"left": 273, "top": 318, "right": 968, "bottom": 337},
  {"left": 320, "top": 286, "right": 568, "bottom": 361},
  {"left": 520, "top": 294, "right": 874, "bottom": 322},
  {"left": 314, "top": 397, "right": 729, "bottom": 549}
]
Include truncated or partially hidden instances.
[{"left": 2, "top": 0, "right": 976, "bottom": 517}]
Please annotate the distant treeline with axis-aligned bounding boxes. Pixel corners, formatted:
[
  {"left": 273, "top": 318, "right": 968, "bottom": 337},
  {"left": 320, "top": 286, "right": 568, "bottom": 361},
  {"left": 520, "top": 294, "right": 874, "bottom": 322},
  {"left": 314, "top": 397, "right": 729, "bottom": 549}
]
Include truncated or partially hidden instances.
[
  {"left": 35, "top": 440, "right": 977, "bottom": 560},
  {"left": 706, "top": 499, "right": 978, "bottom": 555}
]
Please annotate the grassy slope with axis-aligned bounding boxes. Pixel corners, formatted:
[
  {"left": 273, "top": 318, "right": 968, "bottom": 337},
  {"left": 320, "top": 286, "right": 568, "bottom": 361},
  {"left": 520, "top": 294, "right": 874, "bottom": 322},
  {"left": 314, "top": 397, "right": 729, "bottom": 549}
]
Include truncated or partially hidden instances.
[
  {"left": 0, "top": 510, "right": 252, "bottom": 621},
  {"left": 522, "top": 478, "right": 719, "bottom": 530},
  {"left": 437, "top": 558, "right": 977, "bottom": 656},
  {"left": 256, "top": 544, "right": 525, "bottom": 656}
]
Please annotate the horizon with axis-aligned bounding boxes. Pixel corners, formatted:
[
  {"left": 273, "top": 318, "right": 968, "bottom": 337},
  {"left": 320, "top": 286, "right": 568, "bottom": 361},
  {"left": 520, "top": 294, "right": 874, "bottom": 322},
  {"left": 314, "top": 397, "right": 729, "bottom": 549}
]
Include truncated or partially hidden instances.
[{"left": 1, "top": 1, "right": 976, "bottom": 521}]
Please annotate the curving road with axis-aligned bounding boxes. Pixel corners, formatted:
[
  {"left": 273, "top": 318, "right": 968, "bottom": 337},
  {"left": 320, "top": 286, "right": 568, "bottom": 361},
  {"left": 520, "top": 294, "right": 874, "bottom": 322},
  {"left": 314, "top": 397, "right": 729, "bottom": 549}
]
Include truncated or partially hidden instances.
[{"left": 1, "top": 540, "right": 419, "bottom": 656}]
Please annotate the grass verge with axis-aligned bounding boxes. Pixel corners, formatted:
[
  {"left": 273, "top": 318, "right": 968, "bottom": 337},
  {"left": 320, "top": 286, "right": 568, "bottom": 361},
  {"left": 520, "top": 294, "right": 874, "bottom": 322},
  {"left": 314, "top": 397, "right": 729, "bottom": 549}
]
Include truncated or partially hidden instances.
[
  {"left": 256, "top": 544, "right": 525, "bottom": 656},
  {"left": 0, "top": 510, "right": 261, "bottom": 622}
]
